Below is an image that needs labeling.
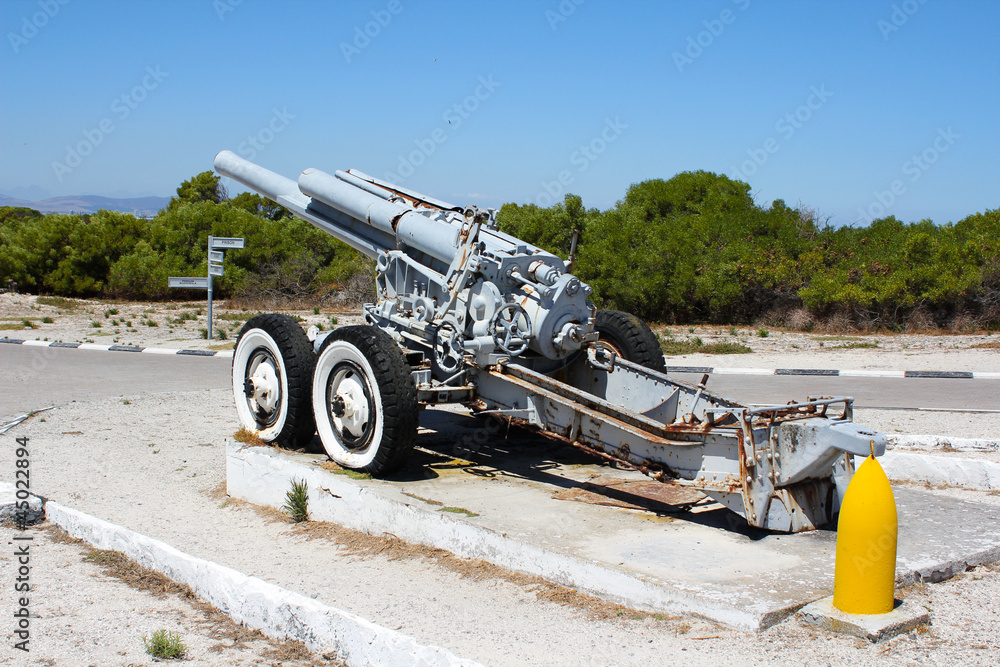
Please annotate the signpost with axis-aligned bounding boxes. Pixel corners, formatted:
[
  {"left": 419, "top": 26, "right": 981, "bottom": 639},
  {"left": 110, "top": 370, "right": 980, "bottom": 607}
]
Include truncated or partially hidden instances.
[
  {"left": 168, "top": 235, "right": 245, "bottom": 340},
  {"left": 168, "top": 277, "right": 209, "bottom": 289}
]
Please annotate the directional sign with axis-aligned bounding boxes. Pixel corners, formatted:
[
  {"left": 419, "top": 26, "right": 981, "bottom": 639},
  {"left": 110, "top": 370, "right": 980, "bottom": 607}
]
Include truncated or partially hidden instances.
[
  {"left": 211, "top": 237, "right": 245, "bottom": 249},
  {"left": 208, "top": 250, "right": 224, "bottom": 262},
  {"left": 169, "top": 277, "right": 209, "bottom": 289},
  {"left": 208, "top": 264, "right": 224, "bottom": 277}
]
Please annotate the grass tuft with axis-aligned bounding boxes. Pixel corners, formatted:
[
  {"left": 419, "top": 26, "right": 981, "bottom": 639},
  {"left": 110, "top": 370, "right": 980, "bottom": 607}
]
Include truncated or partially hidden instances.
[
  {"left": 233, "top": 427, "right": 266, "bottom": 447},
  {"left": 35, "top": 296, "right": 77, "bottom": 309},
  {"left": 439, "top": 506, "right": 480, "bottom": 518},
  {"left": 283, "top": 478, "right": 309, "bottom": 523},
  {"left": 829, "top": 341, "right": 879, "bottom": 350},
  {"left": 143, "top": 629, "right": 187, "bottom": 660}
]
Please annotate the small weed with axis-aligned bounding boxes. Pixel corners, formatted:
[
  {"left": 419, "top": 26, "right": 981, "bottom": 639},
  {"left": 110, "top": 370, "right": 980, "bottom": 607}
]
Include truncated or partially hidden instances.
[
  {"left": 233, "top": 427, "right": 266, "bottom": 447},
  {"left": 121, "top": 398, "right": 131, "bottom": 405},
  {"left": 125, "top": 321, "right": 132, "bottom": 327},
  {"left": 145, "top": 319, "right": 158, "bottom": 327},
  {"left": 728, "top": 326, "right": 738, "bottom": 336},
  {"left": 199, "top": 328, "right": 209, "bottom": 339},
  {"left": 283, "top": 478, "right": 309, "bottom": 523},
  {"left": 216, "top": 311, "right": 253, "bottom": 321},
  {"left": 21, "top": 319, "right": 37, "bottom": 329},
  {"left": 331, "top": 468, "right": 373, "bottom": 480},
  {"left": 757, "top": 328, "right": 769, "bottom": 338},
  {"left": 830, "top": 341, "right": 879, "bottom": 350},
  {"left": 330, "top": 316, "right": 339, "bottom": 326},
  {"left": 41, "top": 316, "right": 54, "bottom": 324},
  {"left": 439, "top": 506, "right": 479, "bottom": 518},
  {"left": 215, "top": 327, "right": 228, "bottom": 340},
  {"left": 104, "top": 308, "right": 119, "bottom": 317},
  {"left": 700, "top": 341, "right": 752, "bottom": 354},
  {"left": 143, "top": 629, "right": 187, "bottom": 660},
  {"left": 402, "top": 492, "right": 444, "bottom": 506},
  {"left": 313, "top": 307, "right": 320, "bottom": 315},
  {"left": 36, "top": 296, "right": 77, "bottom": 309},
  {"left": 292, "top": 315, "right": 305, "bottom": 323},
  {"left": 659, "top": 338, "right": 702, "bottom": 355},
  {"left": 316, "top": 323, "right": 325, "bottom": 331},
  {"left": 90, "top": 320, "right": 102, "bottom": 328},
  {"left": 688, "top": 327, "right": 695, "bottom": 334}
]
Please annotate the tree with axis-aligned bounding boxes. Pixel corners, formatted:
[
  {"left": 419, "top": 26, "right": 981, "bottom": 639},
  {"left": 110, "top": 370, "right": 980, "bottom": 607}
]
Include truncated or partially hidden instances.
[{"left": 167, "top": 171, "right": 223, "bottom": 210}]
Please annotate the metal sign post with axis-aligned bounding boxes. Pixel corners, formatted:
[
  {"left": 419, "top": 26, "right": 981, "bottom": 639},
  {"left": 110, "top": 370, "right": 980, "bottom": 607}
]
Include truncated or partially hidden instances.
[{"left": 169, "top": 235, "right": 244, "bottom": 340}]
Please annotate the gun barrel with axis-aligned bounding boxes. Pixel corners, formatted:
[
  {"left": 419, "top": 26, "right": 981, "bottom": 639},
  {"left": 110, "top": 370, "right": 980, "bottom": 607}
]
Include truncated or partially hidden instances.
[
  {"left": 299, "top": 166, "right": 459, "bottom": 266},
  {"left": 214, "top": 150, "right": 304, "bottom": 205},
  {"left": 216, "top": 150, "right": 461, "bottom": 266}
]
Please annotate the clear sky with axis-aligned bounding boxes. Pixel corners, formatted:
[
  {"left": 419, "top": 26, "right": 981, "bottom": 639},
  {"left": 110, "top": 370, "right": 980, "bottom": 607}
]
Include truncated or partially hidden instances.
[{"left": 1, "top": 0, "right": 997, "bottom": 226}]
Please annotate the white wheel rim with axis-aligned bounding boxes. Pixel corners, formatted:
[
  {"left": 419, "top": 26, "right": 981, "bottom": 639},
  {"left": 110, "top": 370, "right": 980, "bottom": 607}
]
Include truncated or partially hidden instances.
[
  {"left": 313, "top": 341, "right": 384, "bottom": 468},
  {"left": 233, "top": 330, "right": 288, "bottom": 440}
]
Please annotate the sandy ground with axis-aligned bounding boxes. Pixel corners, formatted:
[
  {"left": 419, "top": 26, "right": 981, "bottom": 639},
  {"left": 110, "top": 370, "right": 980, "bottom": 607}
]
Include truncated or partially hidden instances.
[{"left": 2, "top": 293, "right": 1000, "bottom": 665}]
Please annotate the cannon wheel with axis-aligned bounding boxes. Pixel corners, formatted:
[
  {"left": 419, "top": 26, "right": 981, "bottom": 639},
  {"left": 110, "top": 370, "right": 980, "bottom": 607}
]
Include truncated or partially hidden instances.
[
  {"left": 594, "top": 310, "right": 667, "bottom": 373},
  {"left": 232, "top": 314, "right": 316, "bottom": 448},
  {"left": 312, "top": 326, "right": 418, "bottom": 476}
]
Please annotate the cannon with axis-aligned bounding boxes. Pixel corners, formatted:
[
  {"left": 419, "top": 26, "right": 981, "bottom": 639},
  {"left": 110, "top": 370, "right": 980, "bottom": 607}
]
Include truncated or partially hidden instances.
[{"left": 214, "top": 150, "right": 886, "bottom": 533}]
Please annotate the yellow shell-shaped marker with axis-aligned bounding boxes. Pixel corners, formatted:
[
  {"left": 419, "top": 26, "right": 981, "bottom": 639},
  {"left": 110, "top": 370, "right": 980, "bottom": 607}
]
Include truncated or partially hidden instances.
[{"left": 833, "top": 450, "right": 898, "bottom": 614}]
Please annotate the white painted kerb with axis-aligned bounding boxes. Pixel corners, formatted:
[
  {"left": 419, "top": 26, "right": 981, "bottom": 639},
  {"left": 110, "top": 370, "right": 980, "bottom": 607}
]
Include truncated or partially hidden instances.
[{"left": 45, "top": 502, "right": 480, "bottom": 667}]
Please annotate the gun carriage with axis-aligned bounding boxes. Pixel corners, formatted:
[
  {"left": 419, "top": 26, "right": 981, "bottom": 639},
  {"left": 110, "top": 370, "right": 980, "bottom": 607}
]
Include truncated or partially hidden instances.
[{"left": 215, "top": 150, "right": 885, "bottom": 533}]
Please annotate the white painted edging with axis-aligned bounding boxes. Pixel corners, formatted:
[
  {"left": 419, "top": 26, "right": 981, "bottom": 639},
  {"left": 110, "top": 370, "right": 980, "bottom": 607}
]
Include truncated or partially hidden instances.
[
  {"left": 855, "top": 451, "right": 1000, "bottom": 491},
  {"left": 888, "top": 435, "right": 1000, "bottom": 453},
  {"left": 228, "top": 443, "right": 773, "bottom": 632},
  {"left": 45, "top": 502, "right": 480, "bottom": 667}
]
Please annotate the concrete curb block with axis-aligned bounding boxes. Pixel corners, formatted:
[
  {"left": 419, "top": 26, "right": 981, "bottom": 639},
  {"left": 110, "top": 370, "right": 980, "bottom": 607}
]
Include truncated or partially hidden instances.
[
  {"left": 0, "top": 337, "right": 233, "bottom": 358},
  {"left": 228, "top": 443, "right": 782, "bottom": 632},
  {"left": 667, "top": 364, "right": 997, "bottom": 379},
  {"left": 888, "top": 435, "right": 1000, "bottom": 453},
  {"left": 0, "top": 482, "right": 43, "bottom": 526},
  {"left": 862, "top": 451, "right": 1000, "bottom": 492},
  {"left": 44, "top": 502, "right": 481, "bottom": 667}
]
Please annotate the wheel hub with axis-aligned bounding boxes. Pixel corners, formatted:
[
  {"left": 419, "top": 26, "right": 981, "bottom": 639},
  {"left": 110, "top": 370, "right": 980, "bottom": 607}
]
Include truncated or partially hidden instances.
[
  {"left": 246, "top": 359, "right": 280, "bottom": 415},
  {"left": 331, "top": 373, "right": 370, "bottom": 440}
]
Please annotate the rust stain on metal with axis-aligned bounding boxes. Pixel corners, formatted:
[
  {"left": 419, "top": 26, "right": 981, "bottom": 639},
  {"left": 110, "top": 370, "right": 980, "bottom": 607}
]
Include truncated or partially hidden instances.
[{"left": 552, "top": 476, "right": 705, "bottom": 513}]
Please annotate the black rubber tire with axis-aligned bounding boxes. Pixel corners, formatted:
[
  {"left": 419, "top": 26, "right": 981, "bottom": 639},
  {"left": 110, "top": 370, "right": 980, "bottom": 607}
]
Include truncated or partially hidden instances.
[
  {"left": 232, "top": 314, "right": 316, "bottom": 448},
  {"left": 594, "top": 309, "right": 667, "bottom": 373},
  {"left": 312, "top": 326, "right": 418, "bottom": 476}
]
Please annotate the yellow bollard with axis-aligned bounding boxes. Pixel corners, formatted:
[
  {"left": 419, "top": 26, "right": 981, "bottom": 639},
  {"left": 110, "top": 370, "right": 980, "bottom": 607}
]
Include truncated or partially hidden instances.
[{"left": 833, "top": 442, "right": 898, "bottom": 615}]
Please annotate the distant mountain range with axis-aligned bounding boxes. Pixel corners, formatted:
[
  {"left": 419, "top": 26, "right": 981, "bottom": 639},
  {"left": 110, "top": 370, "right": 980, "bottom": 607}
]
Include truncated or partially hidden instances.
[{"left": 0, "top": 193, "right": 171, "bottom": 217}]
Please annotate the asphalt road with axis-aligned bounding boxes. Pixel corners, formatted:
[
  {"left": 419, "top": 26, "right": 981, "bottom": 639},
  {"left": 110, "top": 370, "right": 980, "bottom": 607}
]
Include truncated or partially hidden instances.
[
  {"left": 1, "top": 345, "right": 232, "bottom": 419},
  {"left": 2, "top": 345, "right": 998, "bottom": 421}
]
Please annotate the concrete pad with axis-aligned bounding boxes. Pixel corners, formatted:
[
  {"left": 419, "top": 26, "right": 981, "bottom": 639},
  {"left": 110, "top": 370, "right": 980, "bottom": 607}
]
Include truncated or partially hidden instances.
[
  {"left": 798, "top": 596, "right": 929, "bottom": 643},
  {"left": 227, "top": 406, "right": 1000, "bottom": 632}
]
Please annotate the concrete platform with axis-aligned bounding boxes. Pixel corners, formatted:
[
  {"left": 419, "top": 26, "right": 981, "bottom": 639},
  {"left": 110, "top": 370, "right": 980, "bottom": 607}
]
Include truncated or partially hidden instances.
[
  {"left": 227, "top": 406, "right": 1000, "bottom": 632},
  {"left": 799, "top": 596, "right": 929, "bottom": 643}
]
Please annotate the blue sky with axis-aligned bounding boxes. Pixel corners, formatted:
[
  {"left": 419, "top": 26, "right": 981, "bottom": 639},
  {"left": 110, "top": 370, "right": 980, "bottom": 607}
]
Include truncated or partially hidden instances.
[{"left": 1, "top": 0, "right": 997, "bottom": 226}]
